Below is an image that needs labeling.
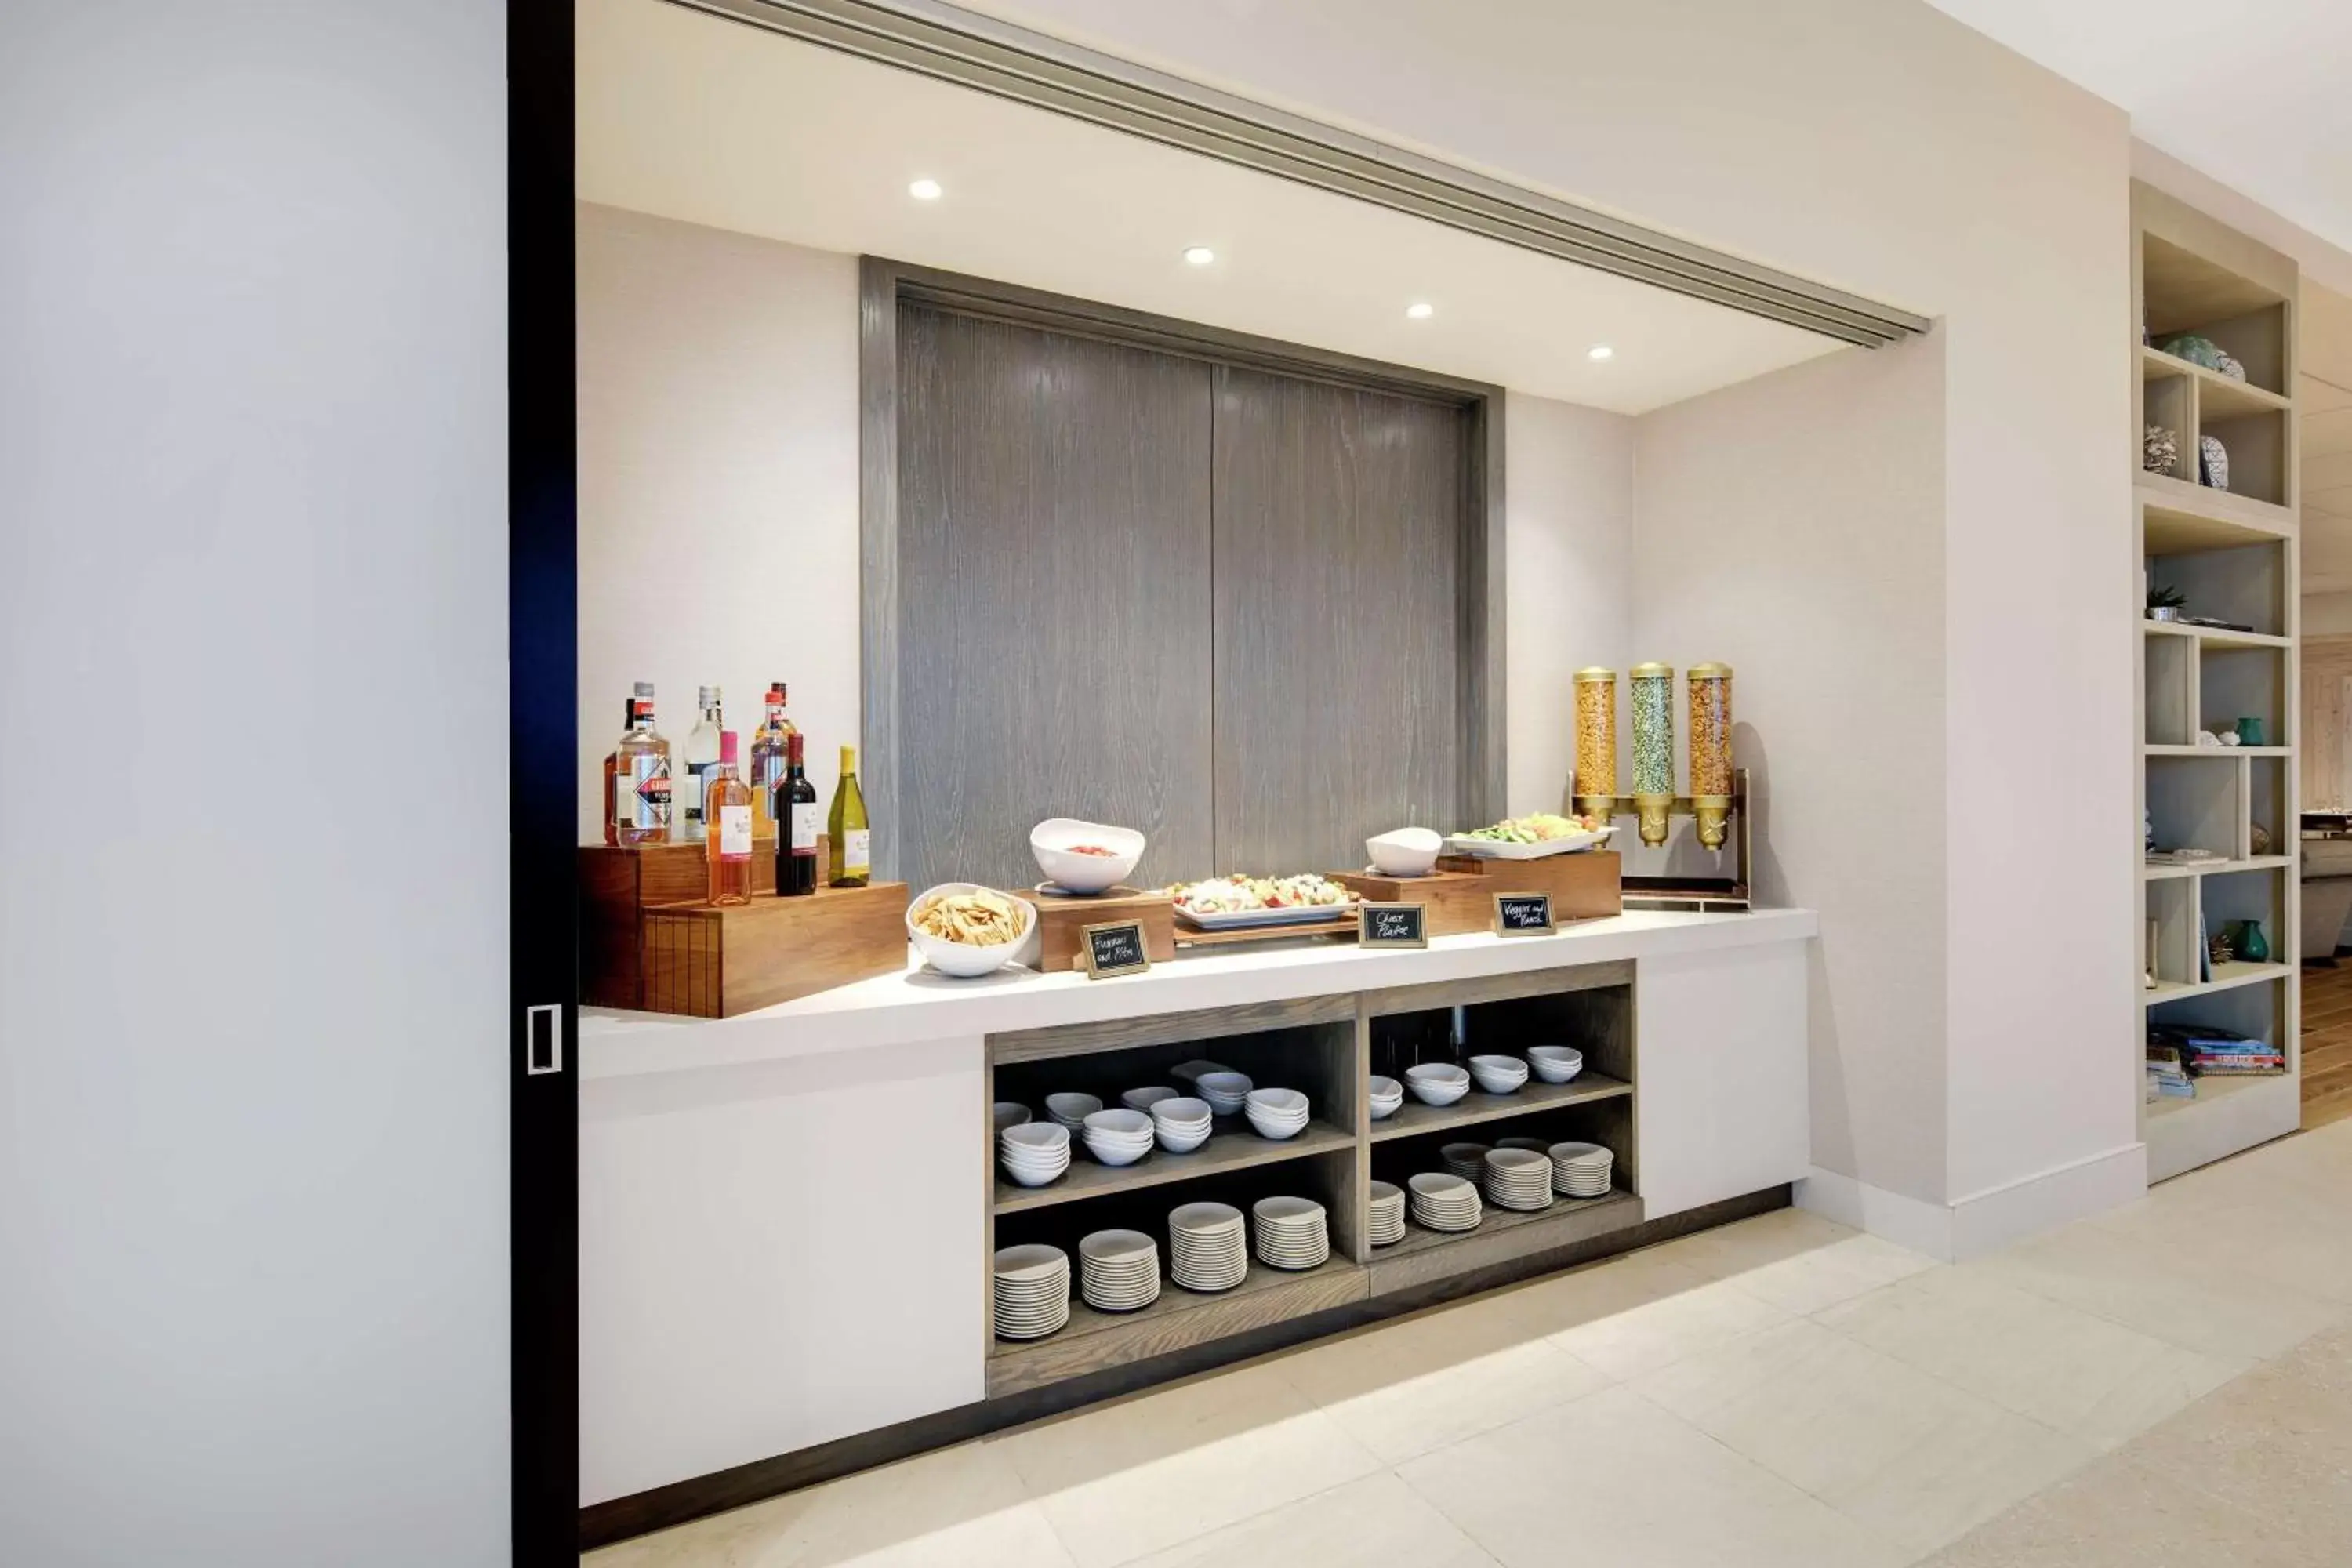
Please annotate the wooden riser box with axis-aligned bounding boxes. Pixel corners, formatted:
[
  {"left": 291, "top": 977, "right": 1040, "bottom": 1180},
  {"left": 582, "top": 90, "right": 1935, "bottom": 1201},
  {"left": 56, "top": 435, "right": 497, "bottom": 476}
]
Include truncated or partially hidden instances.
[
  {"left": 1329, "top": 869, "right": 1495, "bottom": 936},
  {"left": 1012, "top": 886, "right": 1177, "bottom": 973},
  {"left": 642, "top": 882, "right": 910, "bottom": 1018},
  {"left": 1432, "top": 850, "right": 1623, "bottom": 923},
  {"left": 580, "top": 836, "right": 827, "bottom": 1009}
]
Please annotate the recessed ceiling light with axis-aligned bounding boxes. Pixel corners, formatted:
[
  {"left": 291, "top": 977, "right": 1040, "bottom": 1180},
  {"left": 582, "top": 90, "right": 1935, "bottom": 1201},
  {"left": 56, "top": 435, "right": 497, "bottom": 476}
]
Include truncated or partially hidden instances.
[
  {"left": 1405, "top": 302, "right": 1435, "bottom": 320},
  {"left": 908, "top": 177, "right": 943, "bottom": 201},
  {"left": 1588, "top": 344, "right": 1615, "bottom": 361},
  {"left": 1182, "top": 245, "right": 1216, "bottom": 266}
]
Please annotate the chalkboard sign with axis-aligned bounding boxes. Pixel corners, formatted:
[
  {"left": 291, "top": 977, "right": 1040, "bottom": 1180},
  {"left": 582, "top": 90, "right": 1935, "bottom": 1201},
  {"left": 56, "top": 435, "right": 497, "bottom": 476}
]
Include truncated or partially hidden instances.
[
  {"left": 1492, "top": 893, "right": 1555, "bottom": 936},
  {"left": 1080, "top": 920, "right": 1152, "bottom": 979},
  {"left": 1359, "top": 902, "right": 1428, "bottom": 949}
]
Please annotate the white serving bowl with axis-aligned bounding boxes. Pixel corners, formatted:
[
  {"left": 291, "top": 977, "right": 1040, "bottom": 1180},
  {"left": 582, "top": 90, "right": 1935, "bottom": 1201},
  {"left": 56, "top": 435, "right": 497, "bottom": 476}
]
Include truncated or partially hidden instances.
[
  {"left": 993, "top": 1102, "right": 1031, "bottom": 1133},
  {"left": 1367, "top": 826, "right": 1443, "bottom": 877},
  {"left": 1194, "top": 1070, "right": 1254, "bottom": 1114},
  {"left": 1468, "top": 1054, "right": 1530, "bottom": 1094},
  {"left": 1404, "top": 1062, "right": 1472, "bottom": 1105},
  {"left": 1029, "top": 818, "right": 1146, "bottom": 895},
  {"left": 1083, "top": 1109, "right": 1156, "bottom": 1163},
  {"left": 907, "top": 883, "right": 1036, "bottom": 978},
  {"left": 1149, "top": 1094, "right": 1211, "bottom": 1126},
  {"left": 1123, "top": 1086, "right": 1181, "bottom": 1112},
  {"left": 1045, "top": 1091, "right": 1104, "bottom": 1129},
  {"left": 1526, "top": 1045, "right": 1584, "bottom": 1083}
]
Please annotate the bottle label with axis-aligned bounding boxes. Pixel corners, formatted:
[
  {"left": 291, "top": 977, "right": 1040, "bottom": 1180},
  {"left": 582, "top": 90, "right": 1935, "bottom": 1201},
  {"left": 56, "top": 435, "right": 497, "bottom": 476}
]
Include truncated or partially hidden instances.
[
  {"left": 686, "top": 762, "right": 721, "bottom": 824},
  {"left": 622, "top": 755, "right": 672, "bottom": 828},
  {"left": 789, "top": 803, "right": 820, "bottom": 855},
  {"left": 840, "top": 829, "right": 871, "bottom": 875},
  {"left": 717, "top": 804, "right": 753, "bottom": 858}
]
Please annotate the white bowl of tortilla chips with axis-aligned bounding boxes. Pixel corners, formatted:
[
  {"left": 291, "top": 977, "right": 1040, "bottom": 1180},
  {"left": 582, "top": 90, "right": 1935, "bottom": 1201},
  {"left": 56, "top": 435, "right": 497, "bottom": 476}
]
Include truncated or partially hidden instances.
[{"left": 907, "top": 883, "right": 1036, "bottom": 978}]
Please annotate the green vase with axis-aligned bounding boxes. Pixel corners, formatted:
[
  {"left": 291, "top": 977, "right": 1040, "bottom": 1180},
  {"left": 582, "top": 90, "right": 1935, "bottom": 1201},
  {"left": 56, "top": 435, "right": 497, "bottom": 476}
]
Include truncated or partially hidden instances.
[{"left": 2230, "top": 920, "right": 2271, "bottom": 964}]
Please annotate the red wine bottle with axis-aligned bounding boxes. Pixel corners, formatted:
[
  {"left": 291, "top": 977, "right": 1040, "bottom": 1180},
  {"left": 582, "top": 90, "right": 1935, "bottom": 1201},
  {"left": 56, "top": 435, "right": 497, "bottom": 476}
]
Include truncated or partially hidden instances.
[{"left": 776, "top": 732, "right": 819, "bottom": 897}]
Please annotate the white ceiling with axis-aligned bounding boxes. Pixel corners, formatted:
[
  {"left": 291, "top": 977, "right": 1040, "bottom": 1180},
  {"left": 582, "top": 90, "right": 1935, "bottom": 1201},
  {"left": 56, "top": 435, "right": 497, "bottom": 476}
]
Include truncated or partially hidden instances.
[
  {"left": 575, "top": 0, "right": 1842, "bottom": 416},
  {"left": 1926, "top": 1, "right": 2352, "bottom": 256}
]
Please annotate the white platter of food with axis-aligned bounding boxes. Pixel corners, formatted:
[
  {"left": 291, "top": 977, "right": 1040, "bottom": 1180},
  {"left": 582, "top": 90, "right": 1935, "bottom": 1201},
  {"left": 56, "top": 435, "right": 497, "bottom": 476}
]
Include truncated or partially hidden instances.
[
  {"left": 1444, "top": 813, "right": 1617, "bottom": 860},
  {"left": 1172, "top": 873, "right": 1358, "bottom": 929}
]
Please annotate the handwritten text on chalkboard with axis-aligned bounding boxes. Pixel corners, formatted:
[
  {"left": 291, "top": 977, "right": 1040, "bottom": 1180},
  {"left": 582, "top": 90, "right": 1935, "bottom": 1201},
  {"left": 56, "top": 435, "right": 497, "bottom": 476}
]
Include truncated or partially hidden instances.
[
  {"left": 1080, "top": 920, "right": 1151, "bottom": 978},
  {"left": 1492, "top": 893, "right": 1555, "bottom": 936},
  {"left": 1359, "top": 902, "right": 1428, "bottom": 949}
]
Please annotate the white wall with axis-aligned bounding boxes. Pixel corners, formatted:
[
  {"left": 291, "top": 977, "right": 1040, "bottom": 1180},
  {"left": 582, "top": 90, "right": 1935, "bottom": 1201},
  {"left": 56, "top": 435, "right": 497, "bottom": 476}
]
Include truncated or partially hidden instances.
[
  {"left": 579, "top": 203, "right": 864, "bottom": 837},
  {"left": 2306, "top": 592, "right": 2352, "bottom": 638},
  {"left": 0, "top": 4, "right": 508, "bottom": 1564}
]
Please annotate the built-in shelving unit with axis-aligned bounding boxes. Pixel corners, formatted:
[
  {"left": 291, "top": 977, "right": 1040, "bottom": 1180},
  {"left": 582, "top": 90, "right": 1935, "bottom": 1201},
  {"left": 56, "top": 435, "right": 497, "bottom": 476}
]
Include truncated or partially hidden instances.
[{"left": 2133, "top": 182, "right": 2303, "bottom": 1181}]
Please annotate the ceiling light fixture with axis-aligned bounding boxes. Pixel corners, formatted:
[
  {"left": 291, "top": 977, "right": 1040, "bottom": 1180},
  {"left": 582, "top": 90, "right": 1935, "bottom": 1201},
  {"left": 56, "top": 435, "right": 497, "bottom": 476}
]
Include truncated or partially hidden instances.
[
  {"left": 1405, "top": 302, "right": 1434, "bottom": 320},
  {"left": 1182, "top": 245, "right": 1216, "bottom": 266},
  {"left": 1588, "top": 344, "right": 1615, "bottom": 361},
  {"left": 908, "top": 177, "right": 943, "bottom": 201}
]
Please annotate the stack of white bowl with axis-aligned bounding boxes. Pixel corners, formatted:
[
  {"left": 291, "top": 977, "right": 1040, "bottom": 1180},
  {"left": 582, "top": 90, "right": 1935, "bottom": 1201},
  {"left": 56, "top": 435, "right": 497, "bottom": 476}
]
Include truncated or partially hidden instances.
[
  {"left": 1150, "top": 1095, "right": 1213, "bottom": 1152},
  {"left": 1170, "top": 1201, "right": 1248, "bottom": 1291},
  {"left": 1441, "top": 1142, "right": 1492, "bottom": 1181},
  {"left": 1250, "top": 1196, "right": 1330, "bottom": 1270},
  {"left": 1551, "top": 1141, "right": 1616, "bottom": 1197},
  {"left": 998, "top": 1121, "right": 1071, "bottom": 1188},
  {"left": 1082, "top": 1108, "right": 1156, "bottom": 1167},
  {"left": 1468, "top": 1054, "right": 1530, "bottom": 1094},
  {"left": 1369, "top": 1076, "right": 1405, "bottom": 1120},
  {"left": 1244, "top": 1087, "right": 1310, "bottom": 1140},
  {"left": 1045, "top": 1092, "right": 1103, "bottom": 1134},
  {"left": 1408, "top": 1171, "right": 1482, "bottom": 1232},
  {"left": 993, "top": 1102, "right": 1031, "bottom": 1134},
  {"left": 1527, "top": 1046, "right": 1584, "bottom": 1084},
  {"left": 992, "top": 1244, "right": 1070, "bottom": 1340},
  {"left": 1123, "top": 1086, "right": 1181, "bottom": 1112},
  {"left": 1367, "top": 1181, "right": 1407, "bottom": 1246},
  {"left": 1078, "top": 1229, "right": 1161, "bottom": 1313},
  {"left": 1194, "top": 1071, "right": 1254, "bottom": 1116},
  {"left": 1405, "top": 1063, "right": 1471, "bottom": 1106},
  {"left": 1483, "top": 1147, "right": 1554, "bottom": 1211}
]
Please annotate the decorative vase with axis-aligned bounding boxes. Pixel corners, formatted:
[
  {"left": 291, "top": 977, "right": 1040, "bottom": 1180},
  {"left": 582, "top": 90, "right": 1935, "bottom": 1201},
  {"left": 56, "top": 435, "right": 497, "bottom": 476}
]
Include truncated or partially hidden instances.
[
  {"left": 2162, "top": 334, "right": 2229, "bottom": 372},
  {"left": 2230, "top": 920, "right": 2271, "bottom": 965},
  {"left": 2236, "top": 717, "right": 2264, "bottom": 746},
  {"left": 2201, "top": 434, "right": 2230, "bottom": 492}
]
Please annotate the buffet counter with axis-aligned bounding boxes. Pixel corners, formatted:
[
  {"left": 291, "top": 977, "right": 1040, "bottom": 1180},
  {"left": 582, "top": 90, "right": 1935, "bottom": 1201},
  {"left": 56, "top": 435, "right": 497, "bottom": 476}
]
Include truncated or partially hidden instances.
[{"left": 579, "top": 906, "right": 1818, "bottom": 1523}]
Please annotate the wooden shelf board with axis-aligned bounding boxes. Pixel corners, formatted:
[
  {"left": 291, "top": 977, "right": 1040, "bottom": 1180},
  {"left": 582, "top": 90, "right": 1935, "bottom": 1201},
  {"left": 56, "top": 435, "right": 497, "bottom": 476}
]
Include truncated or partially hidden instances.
[
  {"left": 994, "top": 1120, "right": 1354, "bottom": 1214},
  {"left": 2140, "top": 344, "right": 2292, "bottom": 419},
  {"left": 1367, "top": 1188, "right": 1643, "bottom": 1294},
  {"left": 2138, "top": 472, "right": 2295, "bottom": 553},
  {"left": 2143, "top": 856, "right": 2293, "bottom": 882},
  {"left": 2143, "top": 620, "right": 2291, "bottom": 650},
  {"left": 2144, "top": 961, "right": 2295, "bottom": 1007},
  {"left": 2144, "top": 745, "right": 2291, "bottom": 757},
  {"left": 1368, "top": 1073, "right": 1633, "bottom": 1143},
  {"left": 2147, "top": 1067, "right": 2289, "bottom": 1122}
]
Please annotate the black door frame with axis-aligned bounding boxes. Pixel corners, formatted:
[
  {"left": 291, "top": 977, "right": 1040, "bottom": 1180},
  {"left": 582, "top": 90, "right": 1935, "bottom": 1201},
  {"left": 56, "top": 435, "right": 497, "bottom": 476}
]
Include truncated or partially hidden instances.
[{"left": 510, "top": 0, "right": 578, "bottom": 1562}]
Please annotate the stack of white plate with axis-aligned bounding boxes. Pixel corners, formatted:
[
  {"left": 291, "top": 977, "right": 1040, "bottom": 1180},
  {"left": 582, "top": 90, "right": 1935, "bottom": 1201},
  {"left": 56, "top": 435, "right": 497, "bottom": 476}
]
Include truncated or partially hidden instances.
[
  {"left": 1045, "top": 1092, "right": 1103, "bottom": 1134},
  {"left": 993, "top": 1244, "right": 1070, "bottom": 1340},
  {"left": 1369, "top": 1076, "right": 1405, "bottom": 1120},
  {"left": 998, "top": 1121, "right": 1071, "bottom": 1188},
  {"left": 993, "top": 1102, "right": 1031, "bottom": 1134},
  {"left": 1194, "top": 1071, "right": 1254, "bottom": 1116},
  {"left": 1078, "top": 1229, "right": 1161, "bottom": 1313},
  {"left": 1082, "top": 1108, "right": 1156, "bottom": 1166},
  {"left": 1551, "top": 1141, "right": 1615, "bottom": 1197},
  {"left": 1405, "top": 1063, "right": 1471, "bottom": 1105},
  {"left": 1468, "top": 1054, "right": 1530, "bottom": 1094},
  {"left": 1494, "top": 1135, "right": 1552, "bottom": 1156},
  {"left": 1150, "top": 1095, "right": 1213, "bottom": 1153},
  {"left": 1244, "top": 1087, "right": 1310, "bottom": 1140},
  {"left": 1526, "top": 1046, "right": 1584, "bottom": 1084},
  {"left": 1483, "top": 1147, "right": 1554, "bottom": 1211},
  {"left": 1441, "top": 1142, "right": 1493, "bottom": 1182},
  {"left": 1251, "top": 1196, "right": 1330, "bottom": 1270},
  {"left": 1170, "top": 1201, "right": 1248, "bottom": 1292},
  {"left": 1409, "top": 1171, "right": 1482, "bottom": 1232},
  {"left": 1367, "top": 1181, "right": 1406, "bottom": 1246},
  {"left": 1123, "top": 1086, "right": 1181, "bottom": 1112}
]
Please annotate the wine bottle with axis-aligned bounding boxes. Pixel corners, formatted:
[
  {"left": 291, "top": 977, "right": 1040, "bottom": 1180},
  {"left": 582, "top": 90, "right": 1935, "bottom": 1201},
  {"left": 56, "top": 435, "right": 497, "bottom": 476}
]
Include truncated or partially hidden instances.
[
  {"left": 682, "top": 685, "right": 723, "bottom": 839},
  {"left": 705, "top": 731, "right": 754, "bottom": 906},
  {"left": 828, "top": 745, "right": 870, "bottom": 887},
  {"left": 776, "top": 731, "right": 818, "bottom": 897},
  {"left": 749, "top": 683, "right": 793, "bottom": 831}
]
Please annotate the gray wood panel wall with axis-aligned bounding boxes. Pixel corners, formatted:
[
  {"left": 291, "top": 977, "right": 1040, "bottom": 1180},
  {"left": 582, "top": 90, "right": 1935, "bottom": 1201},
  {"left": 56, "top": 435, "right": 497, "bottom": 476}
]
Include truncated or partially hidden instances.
[
  {"left": 1211, "top": 366, "right": 1469, "bottom": 873},
  {"left": 895, "top": 305, "right": 1215, "bottom": 894}
]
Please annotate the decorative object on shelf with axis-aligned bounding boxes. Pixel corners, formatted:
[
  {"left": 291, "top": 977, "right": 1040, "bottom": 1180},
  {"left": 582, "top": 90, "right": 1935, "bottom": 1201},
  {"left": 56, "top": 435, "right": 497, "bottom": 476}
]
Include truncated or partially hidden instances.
[
  {"left": 2230, "top": 919, "right": 2272, "bottom": 964},
  {"left": 2147, "top": 584, "right": 2185, "bottom": 621},
  {"left": 2161, "top": 333, "right": 2230, "bottom": 371},
  {"left": 2197, "top": 730, "right": 2224, "bottom": 747},
  {"left": 2220, "top": 731, "right": 2242, "bottom": 747},
  {"left": 2235, "top": 717, "right": 2265, "bottom": 746},
  {"left": 2143, "top": 423, "right": 2179, "bottom": 476},
  {"left": 2209, "top": 928, "right": 2235, "bottom": 966},
  {"left": 1573, "top": 667, "right": 1619, "bottom": 819},
  {"left": 2216, "top": 351, "right": 2248, "bottom": 382},
  {"left": 1687, "top": 662, "right": 1735, "bottom": 849},
  {"left": 2251, "top": 822, "right": 2273, "bottom": 855},
  {"left": 2145, "top": 919, "right": 2158, "bottom": 991},
  {"left": 2200, "top": 433, "right": 2229, "bottom": 491},
  {"left": 1629, "top": 663, "right": 1676, "bottom": 845}
]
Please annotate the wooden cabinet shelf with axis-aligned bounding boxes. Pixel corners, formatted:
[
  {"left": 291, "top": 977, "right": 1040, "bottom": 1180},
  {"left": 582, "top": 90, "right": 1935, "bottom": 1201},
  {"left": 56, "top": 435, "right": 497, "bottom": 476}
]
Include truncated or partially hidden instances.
[
  {"left": 993, "top": 1120, "right": 1355, "bottom": 1214},
  {"left": 1368, "top": 1073, "right": 1632, "bottom": 1142},
  {"left": 1367, "top": 1188, "right": 1642, "bottom": 1295},
  {"left": 2140, "top": 343, "right": 2291, "bottom": 420}
]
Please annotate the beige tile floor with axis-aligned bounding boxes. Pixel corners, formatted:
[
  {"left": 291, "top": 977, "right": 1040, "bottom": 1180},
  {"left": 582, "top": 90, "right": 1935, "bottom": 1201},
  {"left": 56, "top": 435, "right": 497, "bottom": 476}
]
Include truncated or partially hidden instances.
[{"left": 588, "top": 1118, "right": 2352, "bottom": 1568}]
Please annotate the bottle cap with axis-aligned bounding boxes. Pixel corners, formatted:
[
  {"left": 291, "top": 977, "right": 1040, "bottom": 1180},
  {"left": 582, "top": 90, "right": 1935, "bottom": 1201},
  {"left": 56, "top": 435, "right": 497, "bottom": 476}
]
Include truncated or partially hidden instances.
[
  {"left": 787, "top": 731, "right": 805, "bottom": 764},
  {"left": 634, "top": 681, "right": 655, "bottom": 699},
  {"left": 699, "top": 685, "right": 719, "bottom": 706},
  {"left": 720, "top": 731, "right": 739, "bottom": 763},
  {"left": 840, "top": 744, "right": 856, "bottom": 771}
]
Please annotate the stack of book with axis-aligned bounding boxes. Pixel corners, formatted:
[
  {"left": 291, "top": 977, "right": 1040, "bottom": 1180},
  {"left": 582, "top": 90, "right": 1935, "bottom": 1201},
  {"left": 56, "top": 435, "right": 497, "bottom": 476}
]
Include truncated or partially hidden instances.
[
  {"left": 2146, "top": 1043, "right": 2194, "bottom": 1102},
  {"left": 2147, "top": 1024, "right": 2286, "bottom": 1092}
]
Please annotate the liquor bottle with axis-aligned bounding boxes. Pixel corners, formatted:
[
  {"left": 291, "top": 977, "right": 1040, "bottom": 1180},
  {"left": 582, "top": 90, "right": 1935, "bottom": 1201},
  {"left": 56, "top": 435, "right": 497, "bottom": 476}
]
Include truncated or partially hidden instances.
[
  {"left": 828, "top": 744, "right": 871, "bottom": 887},
  {"left": 776, "top": 731, "right": 819, "bottom": 897},
  {"left": 612, "top": 682, "right": 673, "bottom": 846},
  {"left": 748, "top": 684, "right": 795, "bottom": 831},
  {"left": 601, "top": 694, "right": 629, "bottom": 846},
  {"left": 682, "top": 685, "right": 724, "bottom": 839},
  {"left": 704, "top": 731, "right": 755, "bottom": 906}
]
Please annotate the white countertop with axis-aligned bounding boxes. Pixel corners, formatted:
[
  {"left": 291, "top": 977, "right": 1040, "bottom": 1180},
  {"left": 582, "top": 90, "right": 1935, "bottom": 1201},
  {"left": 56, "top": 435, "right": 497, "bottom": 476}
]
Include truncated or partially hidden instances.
[{"left": 579, "top": 907, "right": 1817, "bottom": 1080}]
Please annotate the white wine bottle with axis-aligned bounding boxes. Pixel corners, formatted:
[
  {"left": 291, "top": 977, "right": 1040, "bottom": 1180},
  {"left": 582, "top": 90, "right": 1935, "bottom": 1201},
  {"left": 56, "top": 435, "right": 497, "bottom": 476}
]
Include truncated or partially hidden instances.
[{"left": 828, "top": 744, "right": 870, "bottom": 887}]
